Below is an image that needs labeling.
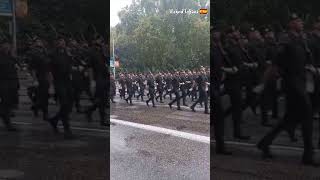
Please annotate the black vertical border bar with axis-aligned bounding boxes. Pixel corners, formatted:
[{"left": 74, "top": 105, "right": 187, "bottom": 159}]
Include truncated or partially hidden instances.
[
  {"left": 106, "top": 0, "right": 110, "bottom": 178},
  {"left": 210, "top": 0, "right": 214, "bottom": 178}
]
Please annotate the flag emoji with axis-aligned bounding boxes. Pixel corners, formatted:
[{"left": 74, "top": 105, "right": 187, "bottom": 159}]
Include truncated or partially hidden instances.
[{"left": 199, "top": 9, "right": 208, "bottom": 14}]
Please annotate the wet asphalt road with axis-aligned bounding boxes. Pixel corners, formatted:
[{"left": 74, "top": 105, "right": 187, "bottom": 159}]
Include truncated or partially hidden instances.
[
  {"left": 110, "top": 93, "right": 210, "bottom": 180},
  {"left": 219, "top": 93, "right": 320, "bottom": 148},
  {"left": 213, "top": 144, "right": 320, "bottom": 180},
  {"left": 0, "top": 125, "right": 108, "bottom": 180},
  {"left": 212, "top": 93, "right": 320, "bottom": 179},
  {"left": 0, "top": 71, "right": 210, "bottom": 180},
  {"left": 0, "top": 72, "right": 108, "bottom": 180},
  {"left": 110, "top": 124, "right": 209, "bottom": 180},
  {"left": 0, "top": 107, "right": 109, "bottom": 180}
]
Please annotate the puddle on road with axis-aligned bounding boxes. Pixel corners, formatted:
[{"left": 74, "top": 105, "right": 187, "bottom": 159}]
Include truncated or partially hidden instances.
[{"left": 137, "top": 149, "right": 152, "bottom": 157}]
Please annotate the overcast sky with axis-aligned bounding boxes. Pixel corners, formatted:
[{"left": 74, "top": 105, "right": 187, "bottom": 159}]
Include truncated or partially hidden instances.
[{"left": 111, "top": 0, "right": 132, "bottom": 27}]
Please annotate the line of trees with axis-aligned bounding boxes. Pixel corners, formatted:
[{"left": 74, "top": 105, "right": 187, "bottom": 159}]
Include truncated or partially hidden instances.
[
  {"left": 112, "top": 0, "right": 210, "bottom": 72},
  {"left": 212, "top": 0, "right": 320, "bottom": 31},
  {"left": 0, "top": 0, "right": 108, "bottom": 42}
]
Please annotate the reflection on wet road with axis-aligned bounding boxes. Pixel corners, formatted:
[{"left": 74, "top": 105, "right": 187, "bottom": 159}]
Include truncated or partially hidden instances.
[{"left": 110, "top": 122, "right": 210, "bottom": 180}]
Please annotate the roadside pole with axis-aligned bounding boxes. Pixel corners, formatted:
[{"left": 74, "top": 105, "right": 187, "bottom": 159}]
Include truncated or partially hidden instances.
[
  {"left": 112, "top": 37, "right": 116, "bottom": 77},
  {"left": 11, "top": 0, "right": 16, "bottom": 56},
  {"left": 112, "top": 37, "right": 115, "bottom": 77},
  {"left": 0, "top": 0, "right": 17, "bottom": 56}
]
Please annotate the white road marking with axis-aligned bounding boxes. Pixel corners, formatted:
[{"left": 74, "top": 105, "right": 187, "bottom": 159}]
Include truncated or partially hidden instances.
[
  {"left": 110, "top": 115, "right": 118, "bottom": 119},
  {"left": 114, "top": 98, "right": 206, "bottom": 111},
  {"left": 68, "top": 126, "right": 107, "bottom": 133},
  {"left": 11, "top": 121, "right": 319, "bottom": 151},
  {"left": 110, "top": 118, "right": 210, "bottom": 144},
  {"left": 13, "top": 119, "right": 210, "bottom": 144},
  {"left": 12, "top": 121, "right": 108, "bottom": 133},
  {"left": 211, "top": 140, "right": 320, "bottom": 152}
]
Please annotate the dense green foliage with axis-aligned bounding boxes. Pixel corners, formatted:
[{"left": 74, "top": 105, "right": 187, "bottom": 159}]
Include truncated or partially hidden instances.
[
  {"left": 212, "top": 0, "right": 319, "bottom": 31},
  {"left": 0, "top": 0, "right": 108, "bottom": 41},
  {"left": 111, "top": 0, "right": 210, "bottom": 72},
  {"left": 28, "top": 0, "right": 107, "bottom": 38}
]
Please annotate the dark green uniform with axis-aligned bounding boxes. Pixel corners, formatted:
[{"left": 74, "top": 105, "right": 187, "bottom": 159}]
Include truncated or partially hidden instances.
[
  {"left": 179, "top": 73, "right": 188, "bottom": 106},
  {"left": 119, "top": 76, "right": 126, "bottom": 99},
  {"left": 309, "top": 31, "right": 320, "bottom": 147},
  {"left": 0, "top": 50, "right": 19, "bottom": 131},
  {"left": 49, "top": 46, "right": 74, "bottom": 138},
  {"left": 212, "top": 41, "right": 229, "bottom": 154},
  {"left": 260, "top": 37, "right": 279, "bottom": 126},
  {"left": 225, "top": 38, "right": 250, "bottom": 140},
  {"left": 146, "top": 75, "right": 156, "bottom": 107},
  {"left": 168, "top": 74, "right": 181, "bottom": 110},
  {"left": 163, "top": 74, "right": 173, "bottom": 100},
  {"left": 125, "top": 76, "right": 134, "bottom": 105},
  {"left": 69, "top": 45, "right": 84, "bottom": 112},
  {"left": 191, "top": 73, "right": 209, "bottom": 114},
  {"left": 155, "top": 74, "right": 164, "bottom": 103},
  {"left": 86, "top": 45, "right": 109, "bottom": 126},
  {"left": 27, "top": 46, "right": 50, "bottom": 120},
  {"left": 244, "top": 39, "right": 264, "bottom": 114},
  {"left": 136, "top": 75, "right": 145, "bottom": 101},
  {"left": 258, "top": 32, "right": 314, "bottom": 164}
]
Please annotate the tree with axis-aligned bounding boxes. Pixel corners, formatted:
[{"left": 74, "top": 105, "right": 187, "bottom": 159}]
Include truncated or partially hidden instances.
[
  {"left": 112, "top": 0, "right": 210, "bottom": 72},
  {"left": 213, "top": 0, "right": 320, "bottom": 29},
  {"left": 18, "top": 0, "right": 108, "bottom": 40}
]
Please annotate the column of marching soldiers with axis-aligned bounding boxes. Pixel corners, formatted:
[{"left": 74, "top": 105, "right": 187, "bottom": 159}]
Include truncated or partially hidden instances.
[
  {"left": 213, "top": 14, "right": 320, "bottom": 166},
  {"left": 0, "top": 32, "right": 110, "bottom": 139},
  {"left": 110, "top": 67, "right": 210, "bottom": 114}
]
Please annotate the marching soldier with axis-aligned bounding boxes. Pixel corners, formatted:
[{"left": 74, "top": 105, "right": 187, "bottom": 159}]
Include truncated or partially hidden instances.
[
  {"left": 179, "top": 71, "right": 188, "bottom": 106},
  {"left": 79, "top": 41, "right": 94, "bottom": 101},
  {"left": 68, "top": 39, "right": 84, "bottom": 113},
  {"left": 85, "top": 36, "right": 109, "bottom": 126},
  {"left": 212, "top": 28, "right": 231, "bottom": 154},
  {"left": 260, "top": 28, "right": 280, "bottom": 126},
  {"left": 132, "top": 73, "right": 138, "bottom": 98},
  {"left": 186, "top": 70, "right": 194, "bottom": 99},
  {"left": 0, "top": 42, "right": 19, "bottom": 131},
  {"left": 242, "top": 27, "right": 263, "bottom": 115},
  {"left": 48, "top": 37, "right": 75, "bottom": 139},
  {"left": 125, "top": 73, "right": 134, "bottom": 105},
  {"left": 257, "top": 14, "right": 318, "bottom": 166},
  {"left": 136, "top": 73, "right": 145, "bottom": 101},
  {"left": 155, "top": 72, "right": 164, "bottom": 103},
  {"left": 190, "top": 70, "right": 198, "bottom": 101},
  {"left": 27, "top": 38, "right": 50, "bottom": 121},
  {"left": 168, "top": 71, "right": 182, "bottom": 110},
  {"left": 146, "top": 72, "right": 156, "bottom": 107},
  {"left": 190, "top": 67, "right": 209, "bottom": 114},
  {"left": 224, "top": 26, "right": 250, "bottom": 140},
  {"left": 163, "top": 72, "right": 173, "bottom": 100},
  {"left": 309, "top": 16, "right": 320, "bottom": 147},
  {"left": 119, "top": 73, "right": 126, "bottom": 99}
]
